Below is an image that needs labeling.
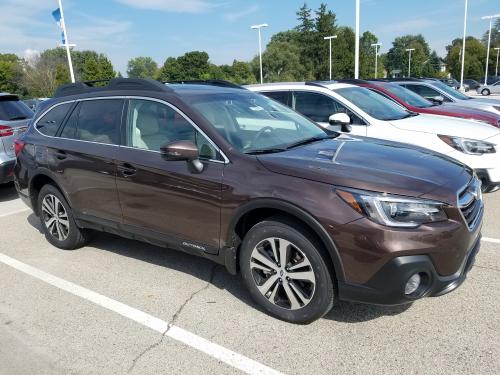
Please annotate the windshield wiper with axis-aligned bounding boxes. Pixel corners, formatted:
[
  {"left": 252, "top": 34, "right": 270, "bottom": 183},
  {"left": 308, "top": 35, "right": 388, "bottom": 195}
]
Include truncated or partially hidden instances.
[
  {"left": 285, "top": 134, "right": 338, "bottom": 150},
  {"left": 244, "top": 147, "right": 287, "bottom": 155}
]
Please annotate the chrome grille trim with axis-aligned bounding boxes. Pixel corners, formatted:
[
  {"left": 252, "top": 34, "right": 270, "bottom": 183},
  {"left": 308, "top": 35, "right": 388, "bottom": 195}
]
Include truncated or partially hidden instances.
[{"left": 458, "top": 176, "right": 483, "bottom": 231}]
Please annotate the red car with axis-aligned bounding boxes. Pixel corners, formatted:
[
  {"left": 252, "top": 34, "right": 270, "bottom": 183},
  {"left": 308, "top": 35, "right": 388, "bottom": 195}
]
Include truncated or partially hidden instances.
[{"left": 342, "top": 79, "right": 500, "bottom": 128}]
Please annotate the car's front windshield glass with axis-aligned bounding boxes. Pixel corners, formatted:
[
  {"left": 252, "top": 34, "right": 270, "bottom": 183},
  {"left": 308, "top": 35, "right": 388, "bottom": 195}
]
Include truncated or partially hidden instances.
[
  {"left": 335, "top": 86, "right": 412, "bottom": 121},
  {"left": 383, "top": 84, "right": 434, "bottom": 108},
  {"left": 431, "top": 81, "right": 470, "bottom": 100},
  {"left": 190, "top": 91, "right": 330, "bottom": 154}
]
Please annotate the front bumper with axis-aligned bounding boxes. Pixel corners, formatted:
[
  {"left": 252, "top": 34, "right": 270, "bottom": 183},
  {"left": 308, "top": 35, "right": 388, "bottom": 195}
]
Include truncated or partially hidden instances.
[
  {"left": 338, "top": 235, "right": 481, "bottom": 305},
  {"left": 0, "top": 159, "right": 15, "bottom": 184}
]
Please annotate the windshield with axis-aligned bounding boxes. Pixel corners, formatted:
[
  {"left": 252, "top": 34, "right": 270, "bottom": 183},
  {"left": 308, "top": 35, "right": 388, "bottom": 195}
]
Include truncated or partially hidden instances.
[
  {"left": 190, "top": 91, "right": 330, "bottom": 153},
  {"left": 0, "top": 97, "right": 33, "bottom": 121},
  {"left": 430, "top": 81, "right": 470, "bottom": 100},
  {"left": 383, "top": 84, "right": 434, "bottom": 108},
  {"left": 335, "top": 86, "right": 412, "bottom": 121}
]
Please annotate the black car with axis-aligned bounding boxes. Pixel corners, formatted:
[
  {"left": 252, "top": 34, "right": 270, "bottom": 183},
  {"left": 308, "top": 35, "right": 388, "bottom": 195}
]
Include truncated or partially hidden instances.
[{"left": 464, "top": 79, "right": 481, "bottom": 91}]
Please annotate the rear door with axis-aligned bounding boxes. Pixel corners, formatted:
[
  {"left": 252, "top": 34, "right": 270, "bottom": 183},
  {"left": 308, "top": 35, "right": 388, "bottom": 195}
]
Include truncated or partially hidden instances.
[
  {"left": 115, "top": 98, "right": 224, "bottom": 254},
  {"left": 0, "top": 96, "right": 33, "bottom": 158},
  {"left": 48, "top": 98, "right": 124, "bottom": 224}
]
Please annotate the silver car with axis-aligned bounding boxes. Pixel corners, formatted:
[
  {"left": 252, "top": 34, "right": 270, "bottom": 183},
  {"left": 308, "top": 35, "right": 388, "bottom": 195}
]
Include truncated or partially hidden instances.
[
  {"left": 477, "top": 81, "right": 500, "bottom": 96},
  {"left": 0, "top": 93, "right": 33, "bottom": 184}
]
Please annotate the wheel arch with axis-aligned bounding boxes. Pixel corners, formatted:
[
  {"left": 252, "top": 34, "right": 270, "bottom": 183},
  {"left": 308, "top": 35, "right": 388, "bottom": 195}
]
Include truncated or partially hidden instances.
[
  {"left": 225, "top": 198, "right": 345, "bottom": 281},
  {"left": 29, "top": 172, "right": 71, "bottom": 216}
]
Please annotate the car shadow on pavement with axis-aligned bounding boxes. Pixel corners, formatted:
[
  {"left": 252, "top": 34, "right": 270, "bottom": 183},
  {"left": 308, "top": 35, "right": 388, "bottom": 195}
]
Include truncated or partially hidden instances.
[
  {"left": 26, "top": 213, "right": 410, "bottom": 323},
  {"left": 0, "top": 182, "right": 18, "bottom": 203}
]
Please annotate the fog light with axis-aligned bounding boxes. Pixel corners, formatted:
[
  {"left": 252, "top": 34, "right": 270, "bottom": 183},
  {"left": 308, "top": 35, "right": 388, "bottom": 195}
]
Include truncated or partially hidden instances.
[{"left": 405, "top": 273, "right": 421, "bottom": 295}]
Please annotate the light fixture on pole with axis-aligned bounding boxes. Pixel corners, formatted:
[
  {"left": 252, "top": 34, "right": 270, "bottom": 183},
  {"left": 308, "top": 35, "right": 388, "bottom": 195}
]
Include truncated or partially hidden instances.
[
  {"left": 371, "top": 43, "right": 381, "bottom": 79},
  {"left": 251, "top": 23, "right": 268, "bottom": 84},
  {"left": 406, "top": 48, "right": 415, "bottom": 77},
  {"left": 495, "top": 47, "right": 500, "bottom": 77},
  {"left": 459, "top": 0, "right": 468, "bottom": 91},
  {"left": 481, "top": 14, "right": 500, "bottom": 85},
  {"left": 354, "top": 0, "right": 360, "bottom": 79},
  {"left": 324, "top": 35, "right": 337, "bottom": 80}
]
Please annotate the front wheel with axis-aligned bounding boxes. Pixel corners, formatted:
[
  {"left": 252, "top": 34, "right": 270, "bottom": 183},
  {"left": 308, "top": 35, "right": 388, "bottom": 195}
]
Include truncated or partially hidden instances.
[
  {"left": 239, "top": 217, "right": 335, "bottom": 324},
  {"left": 481, "top": 89, "right": 490, "bottom": 96},
  {"left": 37, "top": 184, "right": 90, "bottom": 250}
]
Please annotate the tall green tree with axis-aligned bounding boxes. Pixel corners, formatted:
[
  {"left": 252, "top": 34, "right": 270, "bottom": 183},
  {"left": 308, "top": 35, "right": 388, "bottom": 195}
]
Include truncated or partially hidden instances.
[
  {"left": 126, "top": 57, "right": 158, "bottom": 79},
  {"left": 0, "top": 54, "right": 24, "bottom": 94},
  {"left": 445, "top": 36, "right": 486, "bottom": 80},
  {"left": 359, "top": 31, "right": 384, "bottom": 79},
  {"left": 386, "top": 34, "right": 432, "bottom": 77},
  {"left": 157, "top": 51, "right": 211, "bottom": 81}
]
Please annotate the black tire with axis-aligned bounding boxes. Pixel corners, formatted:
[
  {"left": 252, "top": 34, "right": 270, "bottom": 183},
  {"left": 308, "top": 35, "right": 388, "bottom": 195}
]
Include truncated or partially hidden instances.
[
  {"left": 481, "top": 89, "right": 490, "bottom": 96},
  {"left": 239, "top": 216, "right": 335, "bottom": 324},
  {"left": 37, "top": 184, "right": 90, "bottom": 250}
]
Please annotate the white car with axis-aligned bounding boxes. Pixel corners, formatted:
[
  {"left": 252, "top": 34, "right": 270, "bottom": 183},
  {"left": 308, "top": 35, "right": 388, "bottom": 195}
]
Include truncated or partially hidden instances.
[
  {"left": 248, "top": 82, "right": 500, "bottom": 192},
  {"left": 477, "top": 81, "right": 500, "bottom": 96}
]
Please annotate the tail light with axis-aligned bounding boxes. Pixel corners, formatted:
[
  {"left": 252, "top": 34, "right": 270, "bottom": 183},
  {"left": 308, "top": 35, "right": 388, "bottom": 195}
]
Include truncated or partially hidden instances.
[
  {"left": 14, "top": 139, "right": 25, "bottom": 156},
  {"left": 0, "top": 125, "right": 14, "bottom": 137}
]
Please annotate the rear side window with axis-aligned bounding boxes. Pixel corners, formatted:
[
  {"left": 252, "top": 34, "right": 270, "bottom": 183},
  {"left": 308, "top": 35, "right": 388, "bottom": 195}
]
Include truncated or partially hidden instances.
[
  {"left": 36, "top": 103, "right": 73, "bottom": 136},
  {"left": 59, "top": 99, "right": 123, "bottom": 145},
  {"left": 0, "top": 97, "right": 33, "bottom": 121},
  {"left": 402, "top": 84, "right": 452, "bottom": 102},
  {"left": 263, "top": 91, "right": 292, "bottom": 107}
]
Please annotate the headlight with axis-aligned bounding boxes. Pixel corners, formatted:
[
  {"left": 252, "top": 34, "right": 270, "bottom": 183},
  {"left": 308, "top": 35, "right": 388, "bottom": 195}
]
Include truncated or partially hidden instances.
[
  {"left": 337, "top": 188, "right": 447, "bottom": 228},
  {"left": 438, "top": 135, "right": 496, "bottom": 155}
]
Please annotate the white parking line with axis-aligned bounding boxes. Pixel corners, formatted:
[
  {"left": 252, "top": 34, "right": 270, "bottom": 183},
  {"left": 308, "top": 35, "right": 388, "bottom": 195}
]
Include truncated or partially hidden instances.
[
  {"left": 482, "top": 237, "right": 500, "bottom": 244},
  {"left": 0, "top": 253, "right": 283, "bottom": 375},
  {"left": 0, "top": 208, "right": 30, "bottom": 218}
]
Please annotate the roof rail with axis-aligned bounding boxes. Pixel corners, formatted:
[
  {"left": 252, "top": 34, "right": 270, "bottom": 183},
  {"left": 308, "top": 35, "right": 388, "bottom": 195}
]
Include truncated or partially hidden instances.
[
  {"left": 163, "top": 79, "right": 245, "bottom": 89},
  {"left": 305, "top": 80, "right": 339, "bottom": 88},
  {"left": 54, "top": 78, "right": 172, "bottom": 98},
  {"left": 337, "top": 79, "right": 372, "bottom": 85}
]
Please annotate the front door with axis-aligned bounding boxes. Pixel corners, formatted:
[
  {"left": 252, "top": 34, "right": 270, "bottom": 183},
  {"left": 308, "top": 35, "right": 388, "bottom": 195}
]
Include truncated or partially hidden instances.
[{"left": 115, "top": 98, "right": 224, "bottom": 254}]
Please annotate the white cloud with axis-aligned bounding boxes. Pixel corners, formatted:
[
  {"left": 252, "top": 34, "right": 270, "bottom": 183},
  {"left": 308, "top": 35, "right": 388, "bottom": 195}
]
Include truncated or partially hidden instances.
[
  {"left": 224, "top": 5, "right": 259, "bottom": 22},
  {"left": 114, "top": 0, "right": 220, "bottom": 13},
  {"left": 23, "top": 49, "right": 40, "bottom": 66}
]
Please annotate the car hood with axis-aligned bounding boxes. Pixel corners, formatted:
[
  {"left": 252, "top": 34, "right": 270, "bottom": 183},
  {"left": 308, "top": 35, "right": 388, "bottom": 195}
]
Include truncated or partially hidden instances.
[
  {"left": 389, "top": 113, "right": 500, "bottom": 140},
  {"left": 469, "top": 97, "right": 500, "bottom": 105},
  {"left": 257, "top": 135, "right": 470, "bottom": 203},
  {"left": 433, "top": 103, "right": 500, "bottom": 123}
]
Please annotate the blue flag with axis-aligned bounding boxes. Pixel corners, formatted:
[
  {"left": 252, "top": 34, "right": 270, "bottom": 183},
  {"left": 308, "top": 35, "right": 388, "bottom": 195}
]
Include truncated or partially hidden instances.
[{"left": 51, "top": 8, "right": 61, "bottom": 24}]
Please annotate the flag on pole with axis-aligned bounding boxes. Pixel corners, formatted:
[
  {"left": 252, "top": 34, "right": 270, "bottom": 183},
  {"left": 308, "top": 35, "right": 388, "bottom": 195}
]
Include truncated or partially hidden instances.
[{"left": 52, "top": 8, "right": 65, "bottom": 44}]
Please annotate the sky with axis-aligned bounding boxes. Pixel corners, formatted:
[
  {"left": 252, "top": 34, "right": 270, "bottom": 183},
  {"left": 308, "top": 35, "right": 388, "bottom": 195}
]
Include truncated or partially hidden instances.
[{"left": 0, "top": 0, "right": 498, "bottom": 75}]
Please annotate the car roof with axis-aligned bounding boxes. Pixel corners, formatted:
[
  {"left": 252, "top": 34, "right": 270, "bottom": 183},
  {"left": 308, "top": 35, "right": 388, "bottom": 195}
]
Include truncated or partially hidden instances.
[
  {"left": 247, "top": 82, "right": 356, "bottom": 90},
  {"left": 0, "top": 92, "right": 19, "bottom": 99}
]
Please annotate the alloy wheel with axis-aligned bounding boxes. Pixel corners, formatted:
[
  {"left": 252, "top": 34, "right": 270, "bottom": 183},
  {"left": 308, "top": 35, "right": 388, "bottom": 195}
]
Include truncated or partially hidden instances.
[
  {"left": 249, "top": 237, "right": 316, "bottom": 310},
  {"left": 41, "top": 194, "right": 70, "bottom": 241}
]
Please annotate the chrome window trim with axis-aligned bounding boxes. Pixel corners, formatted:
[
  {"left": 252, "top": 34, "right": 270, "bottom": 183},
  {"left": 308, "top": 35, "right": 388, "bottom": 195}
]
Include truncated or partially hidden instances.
[{"left": 33, "top": 96, "right": 230, "bottom": 164}]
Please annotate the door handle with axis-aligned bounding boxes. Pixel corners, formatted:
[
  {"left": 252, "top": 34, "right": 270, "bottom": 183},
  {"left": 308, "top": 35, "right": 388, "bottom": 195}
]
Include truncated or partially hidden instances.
[
  {"left": 118, "top": 163, "right": 137, "bottom": 177},
  {"left": 54, "top": 150, "right": 67, "bottom": 160}
]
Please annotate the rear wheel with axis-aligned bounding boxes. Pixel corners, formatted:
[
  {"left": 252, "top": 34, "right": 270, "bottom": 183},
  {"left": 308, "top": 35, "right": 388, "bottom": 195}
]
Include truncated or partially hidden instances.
[
  {"left": 37, "top": 184, "right": 90, "bottom": 250},
  {"left": 239, "top": 217, "right": 335, "bottom": 324},
  {"left": 481, "top": 89, "right": 490, "bottom": 96}
]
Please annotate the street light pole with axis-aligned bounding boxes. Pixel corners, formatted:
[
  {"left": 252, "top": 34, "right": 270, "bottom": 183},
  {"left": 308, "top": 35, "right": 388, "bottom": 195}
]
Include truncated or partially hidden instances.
[
  {"left": 371, "top": 43, "right": 381, "bottom": 79},
  {"left": 481, "top": 14, "right": 500, "bottom": 85},
  {"left": 324, "top": 35, "right": 337, "bottom": 80},
  {"left": 354, "top": 0, "right": 360, "bottom": 79},
  {"left": 495, "top": 47, "right": 500, "bottom": 77},
  {"left": 251, "top": 23, "right": 268, "bottom": 84},
  {"left": 459, "top": 0, "right": 468, "bottom": 91},
  {"left": 406, "top": 48, "right": 415, "bottom": 77}
]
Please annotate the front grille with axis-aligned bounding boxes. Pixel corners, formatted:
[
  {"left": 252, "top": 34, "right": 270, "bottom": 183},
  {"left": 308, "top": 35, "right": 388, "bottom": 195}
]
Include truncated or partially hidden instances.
[{"left": 458, "top": 177, "right": 483, "bottom": 230}]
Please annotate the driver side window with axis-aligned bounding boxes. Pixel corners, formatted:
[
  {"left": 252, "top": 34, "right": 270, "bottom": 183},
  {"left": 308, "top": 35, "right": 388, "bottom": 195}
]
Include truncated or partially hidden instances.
[
  {"left": 292, "top": 91, "right": 365, "bottom": 125},
  {"left": 126, "top": 99, "right": 219, "bottom": 160},
  {"left": 403, "top": 84, "right": 451, "bottom": 102}
]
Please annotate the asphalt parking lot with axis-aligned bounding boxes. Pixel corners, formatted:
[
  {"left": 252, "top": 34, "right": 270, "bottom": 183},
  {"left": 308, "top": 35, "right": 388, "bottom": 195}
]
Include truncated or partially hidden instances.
[{"left": 0, "top": 182, "right": 499, "bottom": 375}]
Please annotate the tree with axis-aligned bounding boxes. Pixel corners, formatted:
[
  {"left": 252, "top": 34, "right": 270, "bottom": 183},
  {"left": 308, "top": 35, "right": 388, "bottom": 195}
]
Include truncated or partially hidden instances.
[
  {"left": 0, "top": 54, "right": 24, "bottom": 94},
  {"left": 386, "top": 34, "right": 432, "bottom": 77},
  {"left": 445, "top": 37, "right": 486, "bottom": 80},
  {"left": 359, "top": 31, "right": 384, "bottom": 79},
  {"left": 126, "top": 57, "right": 158, "bottom": 79},
  {"left": 157, "top": 51, "right": 211, "bottom": 81},
  {"left": 229, "top": 60, "right": 256, "bottom": 84}
]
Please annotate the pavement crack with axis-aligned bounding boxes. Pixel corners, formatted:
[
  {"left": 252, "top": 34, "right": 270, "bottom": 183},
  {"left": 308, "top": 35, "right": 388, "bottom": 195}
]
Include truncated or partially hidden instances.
[{"left": 127, "top": 264, "right": 218, "bottom": 373}]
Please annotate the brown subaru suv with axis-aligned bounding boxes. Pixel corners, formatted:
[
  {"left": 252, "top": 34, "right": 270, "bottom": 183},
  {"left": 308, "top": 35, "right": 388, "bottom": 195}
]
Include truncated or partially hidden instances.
[{"left": 14, "top": 79, "right": 483, "bottom": 323}]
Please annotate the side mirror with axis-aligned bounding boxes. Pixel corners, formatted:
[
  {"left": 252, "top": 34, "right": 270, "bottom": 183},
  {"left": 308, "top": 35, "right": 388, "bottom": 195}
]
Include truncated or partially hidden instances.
[
  {"left": 429, "top": 95, "right": 444, "bottom": 105},
  {"left": 329, "top": 113, "right": 352, "bottom": 133},
  {"left": 160, "top": 140, "right": 204, "bottom": 173}
]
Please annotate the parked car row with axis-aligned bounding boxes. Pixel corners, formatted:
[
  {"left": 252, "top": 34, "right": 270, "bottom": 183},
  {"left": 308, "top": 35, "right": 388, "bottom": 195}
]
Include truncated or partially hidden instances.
[{"left": 8, "top": 77, "right": 496, "bottom": 323}]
